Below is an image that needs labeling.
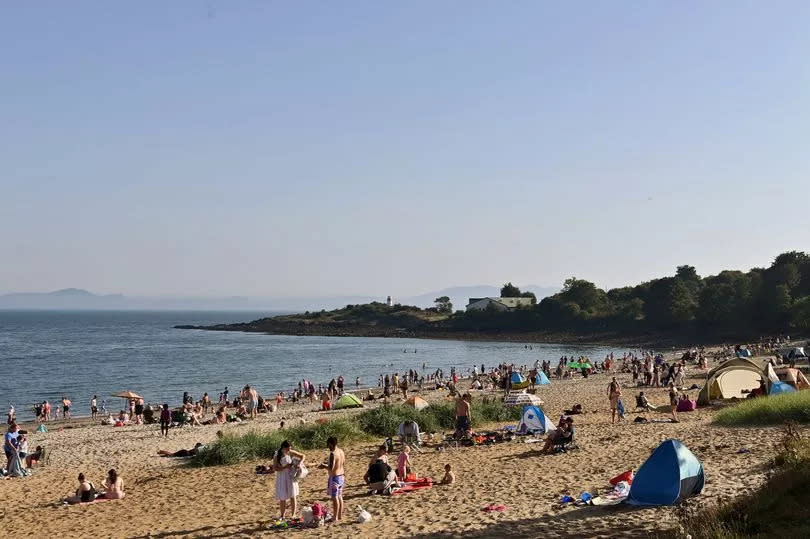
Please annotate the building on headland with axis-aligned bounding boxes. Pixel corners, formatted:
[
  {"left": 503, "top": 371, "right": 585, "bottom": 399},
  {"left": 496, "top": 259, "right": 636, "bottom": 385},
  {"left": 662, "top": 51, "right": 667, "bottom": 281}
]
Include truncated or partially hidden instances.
[
  {"left": 386, "top": 295, "right": 393, "bottom": 307},
  {"left": 465, "top": 297, "right": 534, "bottom": 312}
]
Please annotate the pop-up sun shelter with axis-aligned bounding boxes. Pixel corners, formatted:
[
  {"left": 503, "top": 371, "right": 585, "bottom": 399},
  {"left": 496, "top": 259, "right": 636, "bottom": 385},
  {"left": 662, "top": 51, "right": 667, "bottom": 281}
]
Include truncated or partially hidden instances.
[
  {"left": 510, "top": 372, "right": 529, "bottom": 389},
  {"left": 517, "top": 405, "right": 555, "bottom": 435},
  {"left": 776, "top": 367, "right": 810, "bottom": 390},
  {"left": 534, "top": 371, "right": 551, "bottom": 385},
  {"left": 697, "top": 357, "right": 777, "bottom": 405},
  {"left": 628, "top": 439, "right": 705, "bottom": 506},
  {"left": 334, "top": 393, "right": 363, "bottom": 409}
]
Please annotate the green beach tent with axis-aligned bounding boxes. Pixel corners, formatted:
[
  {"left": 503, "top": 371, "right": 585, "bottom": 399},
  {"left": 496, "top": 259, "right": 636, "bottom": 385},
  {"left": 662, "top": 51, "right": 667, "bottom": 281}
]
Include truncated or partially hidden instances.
[{"left": 334, "top": 393, "right": 364, "bottom": 409}]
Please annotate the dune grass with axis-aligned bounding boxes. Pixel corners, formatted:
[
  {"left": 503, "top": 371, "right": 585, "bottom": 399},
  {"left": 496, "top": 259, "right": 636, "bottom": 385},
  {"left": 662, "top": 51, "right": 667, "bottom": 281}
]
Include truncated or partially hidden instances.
[
  {"left": 670, "top": 424, "right": 810, "bottom": 539},
  {"left": 193, "top": 419, "right": 366, "bottom": 466},
  {"left": 193, "top": 399, "right": 521, "bottom": 466},
  {"left": 713, "top": 390, "right": 810, "bottom": 426}
]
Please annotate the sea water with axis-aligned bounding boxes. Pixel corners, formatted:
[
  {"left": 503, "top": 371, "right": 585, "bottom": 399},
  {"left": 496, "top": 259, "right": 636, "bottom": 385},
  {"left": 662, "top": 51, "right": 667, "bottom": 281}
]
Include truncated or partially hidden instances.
[{"left": 0, "top": 310, "right": 616, "bottom": 421}]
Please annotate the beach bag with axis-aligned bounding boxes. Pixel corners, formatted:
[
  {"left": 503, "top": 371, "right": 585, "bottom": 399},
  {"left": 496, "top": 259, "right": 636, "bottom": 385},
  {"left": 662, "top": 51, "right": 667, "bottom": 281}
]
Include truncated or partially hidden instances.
[
  {"left": 610, "top": 469, "right": 634, "bottom": 485},
  {"left": 311, "top": 502, "right": 327, "bottom": 519},
  {"left": 301, "top": 506, "right": 314, "bottom": 524},
  {"left": 356, "top": 506, "right": 372, "bottom": 523},
  {"left": 293, "top": 462, "right": 309, "bottom": 482}
]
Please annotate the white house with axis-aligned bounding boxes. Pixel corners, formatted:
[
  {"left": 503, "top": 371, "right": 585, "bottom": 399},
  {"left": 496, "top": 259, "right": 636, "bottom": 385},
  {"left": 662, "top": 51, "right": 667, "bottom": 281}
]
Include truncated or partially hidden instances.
[{"left": 465, "top": 297, "right": 534, "bottom": 312}]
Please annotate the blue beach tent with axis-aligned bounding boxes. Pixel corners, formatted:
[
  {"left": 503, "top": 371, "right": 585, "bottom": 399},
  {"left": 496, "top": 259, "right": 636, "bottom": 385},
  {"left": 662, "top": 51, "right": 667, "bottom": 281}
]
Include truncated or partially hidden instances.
[
  {"left": 534, "top": 371, "right": 551, "bottom": 385},
  {"left": 628, "top": 440, "right": 705, "bottom": 506},
  {"left": 517, "top": 405, "right": 556, "bottom": 435},
  {"left": 769, "top": 381, "right": 797, "bottom": 396}
]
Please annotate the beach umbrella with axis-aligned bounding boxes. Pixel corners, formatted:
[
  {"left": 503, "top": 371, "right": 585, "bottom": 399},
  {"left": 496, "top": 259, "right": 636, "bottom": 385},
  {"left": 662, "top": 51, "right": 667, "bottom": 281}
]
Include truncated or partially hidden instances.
[
  {"left": 504, "top": 392, "right": 544, "bottom": 407},
  {"left": 111, "top": 391, "right": 142, "bottom": 400},
  {"left": 404, "top": 396, "right": 429, "bottom": 411}
]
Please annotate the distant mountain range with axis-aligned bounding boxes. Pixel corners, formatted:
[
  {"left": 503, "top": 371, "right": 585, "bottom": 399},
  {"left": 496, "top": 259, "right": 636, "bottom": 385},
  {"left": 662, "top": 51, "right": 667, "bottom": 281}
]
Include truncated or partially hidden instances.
[{"left": 0, "top": 285, "right": 559, "bottom": 311}]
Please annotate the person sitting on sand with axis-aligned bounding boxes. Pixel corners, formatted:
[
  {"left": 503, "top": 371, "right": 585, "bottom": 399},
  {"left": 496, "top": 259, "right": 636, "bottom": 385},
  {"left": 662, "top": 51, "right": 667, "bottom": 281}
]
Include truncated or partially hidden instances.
[
  {"left": 440, "top": 463, "right": 455, "bottom": 484},
  {"left": 540, "top": 417, "right": 574, "bottom": 454},
  {"left": 99, "top": 469, "right": 124, "bottom": 499},
  {"left": 25, "top": 446, "right": 43, "bottom": 468},
  {"left": 364, "top": 453, "right": 396, "bottom": 494},
  {"left": 563, "top": 404, "right": 583, "bottom": 415},
  {"left": 636, "top": 392, "right": 655, "bottom": 412},
  {"left": 66, "top": 473, "right": 97, "bottom": 504},
  {"left": 397, "top": 446, "right": 411, "bottom": 479}
]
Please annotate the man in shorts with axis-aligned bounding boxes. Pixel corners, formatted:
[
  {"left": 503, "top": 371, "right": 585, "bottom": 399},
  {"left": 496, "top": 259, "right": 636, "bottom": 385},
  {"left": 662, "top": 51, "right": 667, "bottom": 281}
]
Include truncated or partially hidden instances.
[
  {"left": 320, "top": 436, "right": 345, "bottom": 522},
  {"left": 61, "top": 397, "right": 72, "bottom": 420},
  {"left": 90, "top": 395, "right": 98, "bottom": 420},
  {"left": 455, "top": 393, "right": 472, "bottom": 437}
]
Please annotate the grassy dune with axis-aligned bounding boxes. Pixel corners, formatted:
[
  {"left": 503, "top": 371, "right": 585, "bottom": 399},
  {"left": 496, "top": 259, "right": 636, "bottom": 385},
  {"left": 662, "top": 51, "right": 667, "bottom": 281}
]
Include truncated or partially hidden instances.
[
  {"left": 193, "top": 401, "right": 521, "bottom": 466},
  {"left": 713, "top": 391, "right": 810, "bottom": 426}
]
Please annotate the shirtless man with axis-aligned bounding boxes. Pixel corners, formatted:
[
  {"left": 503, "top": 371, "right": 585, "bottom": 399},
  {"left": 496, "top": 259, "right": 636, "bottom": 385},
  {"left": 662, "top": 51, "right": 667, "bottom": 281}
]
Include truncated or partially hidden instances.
[
  {"left": 455, "top": 393, "right": 472, "bottom": 437},
  {"left": 61, "top": 397, "right": 72, "bottom": 420},
  {"left": 319, "top": 436, "right": 345, "bottom": 522}
]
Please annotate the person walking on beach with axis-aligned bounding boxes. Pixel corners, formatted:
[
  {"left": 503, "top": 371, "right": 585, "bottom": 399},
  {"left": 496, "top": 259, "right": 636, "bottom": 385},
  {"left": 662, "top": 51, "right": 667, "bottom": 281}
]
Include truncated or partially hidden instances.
[
  {"left": 274, "top": 440, "right": 305, "bottom": 520},
  {"left": 319, "top": 436, "right": 345, "bottom": 522},
  {"left": 607, "top": 377, "right": 622, "bottom": 424},
  {"left": 90, "top": 395, "right": 98, "bottom": 420}
]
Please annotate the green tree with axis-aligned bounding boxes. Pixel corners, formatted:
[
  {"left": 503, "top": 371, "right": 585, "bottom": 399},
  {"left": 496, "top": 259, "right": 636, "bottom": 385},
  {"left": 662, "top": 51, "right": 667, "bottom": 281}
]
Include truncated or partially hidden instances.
[
  {"left": 500, "top": 282, "right": 522, "bottom": 297},
  {"left": 791, "top": 296, "right": 810, "bottom": 330},
  {"left": 434, "top": 296, "right": 453, "bottom": 313}
]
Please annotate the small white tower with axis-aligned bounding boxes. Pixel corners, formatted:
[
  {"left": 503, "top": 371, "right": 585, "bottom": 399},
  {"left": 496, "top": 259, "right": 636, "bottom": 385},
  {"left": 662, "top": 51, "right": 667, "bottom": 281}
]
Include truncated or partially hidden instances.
[{"left": 386, "top": 295, "right": 393, "bottom": 307}]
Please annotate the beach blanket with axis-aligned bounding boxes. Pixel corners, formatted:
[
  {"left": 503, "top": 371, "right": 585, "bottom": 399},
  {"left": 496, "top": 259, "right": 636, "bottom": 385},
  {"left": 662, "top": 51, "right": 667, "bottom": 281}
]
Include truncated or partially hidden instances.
[
  {"left": 591, "top": 481, "right": 631, "bottom": 506},
  {"left": 392, "top": 477, "right": 433, "bottom": 495}
]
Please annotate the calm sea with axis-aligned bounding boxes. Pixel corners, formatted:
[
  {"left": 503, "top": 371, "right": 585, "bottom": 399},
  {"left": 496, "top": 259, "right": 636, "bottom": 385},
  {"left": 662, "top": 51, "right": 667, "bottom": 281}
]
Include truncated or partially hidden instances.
[{"left": 0, "top": 310, "right": 617, "bottom": 421}]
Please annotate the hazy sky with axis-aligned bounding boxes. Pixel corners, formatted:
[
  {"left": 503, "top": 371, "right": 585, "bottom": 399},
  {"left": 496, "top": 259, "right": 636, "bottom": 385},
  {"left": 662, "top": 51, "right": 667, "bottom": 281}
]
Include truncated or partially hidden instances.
[{"left": 2, "top": 2, "right": 809, "bottom": 297}]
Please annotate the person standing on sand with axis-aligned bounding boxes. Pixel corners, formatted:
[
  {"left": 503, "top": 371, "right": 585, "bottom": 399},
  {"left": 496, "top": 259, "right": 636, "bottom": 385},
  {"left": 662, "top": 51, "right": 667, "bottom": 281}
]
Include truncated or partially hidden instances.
[
  {"left": 668, "top": 382, "right": 679, "bottom": 423},
  {"left": 61, "top": 397, "right": 72, "bottom": 420},
  {"left": 160, "top": 404, "right": 171, "bottom": 437},
  {"left": 90, "top": 396, "right": 98, "bottom": 420},
  {"left": 455, "top": 393, "right": 472, "bottom": 437},
  {"left": 607, "top": 377, "right": 622, "bottom": 424},
  {"left": 319, "top": 436, "right": 345, "bottom": 522},
  {"left": 274, "top": 440, "right": 305, "bottom": 520}
]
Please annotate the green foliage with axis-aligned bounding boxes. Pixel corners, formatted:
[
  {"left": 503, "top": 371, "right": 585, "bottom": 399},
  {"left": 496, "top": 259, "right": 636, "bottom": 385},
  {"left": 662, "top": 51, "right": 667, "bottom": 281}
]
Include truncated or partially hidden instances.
[
  {"left": 434, "top": 296, "right": 453, "bottom": 313},
  {"left": 193, "top": 400, "right": 520, "bottom": 467},
  {"left": 500, "top": 282, "right": 522, "bottom": 297},
  {"left": 192, "top": 419, "right": 366, "bottom": 467},
  {"left": 791, "top": 296, "right": 810, "bottom": 330},
  {"left": 713, "top": 391, "right": 810, "bottom": 427},
  {"left": 446, "top": 251, "right": 810, "bottom": 337}
]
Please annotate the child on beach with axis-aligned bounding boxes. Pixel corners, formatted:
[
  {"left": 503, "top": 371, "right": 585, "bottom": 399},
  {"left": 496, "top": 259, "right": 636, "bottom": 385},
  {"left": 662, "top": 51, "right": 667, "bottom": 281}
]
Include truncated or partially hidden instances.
[
  {"left": 440, "top": 463, "right": 455, "bottom": 484},
  {"left": 397, "top": 446, "right": 411, "bottom": 479},
  {"left": 160, "top": 404, "right": 171, "bottom": 437}
]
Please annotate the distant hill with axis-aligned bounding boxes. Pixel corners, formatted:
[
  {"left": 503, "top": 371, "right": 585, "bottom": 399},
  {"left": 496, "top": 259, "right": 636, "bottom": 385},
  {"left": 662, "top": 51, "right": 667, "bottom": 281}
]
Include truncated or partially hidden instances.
[{"left": 0, "top": 285, "right": 559, "bottom": 311}]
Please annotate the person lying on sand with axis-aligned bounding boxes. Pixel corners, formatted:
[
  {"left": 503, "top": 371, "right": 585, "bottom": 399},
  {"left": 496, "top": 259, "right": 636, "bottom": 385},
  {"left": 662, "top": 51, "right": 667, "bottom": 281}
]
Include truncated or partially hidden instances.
[{"left": 158, "top": 443, "right": 204, "bottom": 458}]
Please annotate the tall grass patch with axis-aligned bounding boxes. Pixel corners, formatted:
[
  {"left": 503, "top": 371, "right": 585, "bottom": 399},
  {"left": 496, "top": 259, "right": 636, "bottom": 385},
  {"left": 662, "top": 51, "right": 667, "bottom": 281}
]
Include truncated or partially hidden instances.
[
  {"left": 713, "top": 390, "right": 810, "bottom": 426},
  {"left": 193, "top": 419, "right": 366, "bottom": 467}
]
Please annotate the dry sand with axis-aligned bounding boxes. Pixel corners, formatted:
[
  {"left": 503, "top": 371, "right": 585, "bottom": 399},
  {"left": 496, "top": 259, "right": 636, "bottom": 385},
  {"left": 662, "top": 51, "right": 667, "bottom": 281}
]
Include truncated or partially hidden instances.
[{"left": 1, "top": 359, "right": 779, "bottom": 538}]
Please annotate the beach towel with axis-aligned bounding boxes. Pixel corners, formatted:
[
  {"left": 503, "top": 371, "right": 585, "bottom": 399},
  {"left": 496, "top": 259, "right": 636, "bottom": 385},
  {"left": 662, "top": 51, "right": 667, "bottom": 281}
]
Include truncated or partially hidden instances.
[
  {"left": 676, "top": 399, "right": 697, "bottom": 412},
  {"left": 392, "top": 477, "right": 433, "bottom": 495},
  {"left": 482, "top": 503, "right": 507, "bottom": 512},
  {"left": 610, "top": 470, "right": 634, "bottom": 485}
]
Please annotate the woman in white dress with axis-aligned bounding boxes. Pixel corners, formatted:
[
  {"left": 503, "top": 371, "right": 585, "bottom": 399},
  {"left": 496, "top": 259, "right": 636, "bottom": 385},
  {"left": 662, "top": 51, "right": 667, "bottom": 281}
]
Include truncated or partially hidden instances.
[{"left": 274, "top": 440, "right": 305, "bottom": 519}]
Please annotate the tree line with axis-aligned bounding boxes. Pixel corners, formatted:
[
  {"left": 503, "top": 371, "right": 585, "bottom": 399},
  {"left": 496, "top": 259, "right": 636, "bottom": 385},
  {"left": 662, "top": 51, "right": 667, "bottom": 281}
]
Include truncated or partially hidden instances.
[{"left": 443, "top": 251, "right": 810, "bottom": 338}]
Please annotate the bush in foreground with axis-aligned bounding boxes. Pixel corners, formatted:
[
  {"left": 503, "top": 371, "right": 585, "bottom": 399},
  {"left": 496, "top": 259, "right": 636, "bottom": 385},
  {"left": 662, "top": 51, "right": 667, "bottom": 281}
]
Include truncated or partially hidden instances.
[
  {"left": 193, "top": 419, "right": 366, "bottom": 467},
  {"left": 194, "top": 399, "right": 520, "bottom": 466},
  {"left": 713, "top": 390, "right": 810, "bottom": 426}
]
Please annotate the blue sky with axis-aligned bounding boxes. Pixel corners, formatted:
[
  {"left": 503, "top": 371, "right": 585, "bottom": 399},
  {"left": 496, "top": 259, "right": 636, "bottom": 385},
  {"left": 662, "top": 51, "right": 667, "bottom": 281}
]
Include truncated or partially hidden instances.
[{"left": 2, "top": 1, "right": 809, "bottom": 297}]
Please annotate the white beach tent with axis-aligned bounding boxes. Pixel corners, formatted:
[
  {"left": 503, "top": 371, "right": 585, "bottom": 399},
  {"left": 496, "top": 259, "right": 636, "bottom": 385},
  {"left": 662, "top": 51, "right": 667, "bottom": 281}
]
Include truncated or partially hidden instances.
[{"left": 517, "top": 405, "right": 556, "bottom": 435}]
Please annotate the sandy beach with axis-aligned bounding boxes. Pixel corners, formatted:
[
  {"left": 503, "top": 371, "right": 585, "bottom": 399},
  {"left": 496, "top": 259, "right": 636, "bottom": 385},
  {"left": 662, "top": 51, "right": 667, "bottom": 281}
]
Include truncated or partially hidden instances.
[{"left": 1, "top": 359, "right": 778, "bottom": 539}]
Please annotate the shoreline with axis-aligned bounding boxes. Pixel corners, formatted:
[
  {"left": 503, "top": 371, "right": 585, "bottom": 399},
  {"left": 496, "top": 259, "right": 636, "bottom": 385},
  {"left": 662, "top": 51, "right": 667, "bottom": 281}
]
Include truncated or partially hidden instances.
[{"left": 175, "top": 324, "right": 727, "bottom": 349}]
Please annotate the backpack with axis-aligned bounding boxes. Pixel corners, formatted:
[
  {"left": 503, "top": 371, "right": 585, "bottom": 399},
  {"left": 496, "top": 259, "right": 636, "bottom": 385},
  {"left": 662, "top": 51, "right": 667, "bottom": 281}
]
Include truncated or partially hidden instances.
[{"left": 311, "top": 502, "right": 327, "bottom": 519}]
